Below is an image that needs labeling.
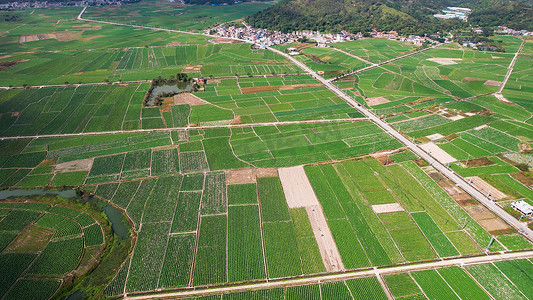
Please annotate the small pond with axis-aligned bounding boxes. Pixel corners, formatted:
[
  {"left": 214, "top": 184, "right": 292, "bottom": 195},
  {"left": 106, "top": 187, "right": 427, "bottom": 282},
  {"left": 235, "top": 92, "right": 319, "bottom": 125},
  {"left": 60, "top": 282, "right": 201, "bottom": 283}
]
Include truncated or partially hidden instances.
[{"left": 146, "top": 82, "right": 193, "bottom": 106}]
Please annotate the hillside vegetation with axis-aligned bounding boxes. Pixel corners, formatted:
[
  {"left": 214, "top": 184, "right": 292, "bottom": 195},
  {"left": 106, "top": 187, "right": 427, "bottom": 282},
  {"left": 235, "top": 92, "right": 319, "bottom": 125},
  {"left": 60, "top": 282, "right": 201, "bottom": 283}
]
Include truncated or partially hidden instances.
[{"left": 246, "top": 0, "right": 533, "bottom": 35}]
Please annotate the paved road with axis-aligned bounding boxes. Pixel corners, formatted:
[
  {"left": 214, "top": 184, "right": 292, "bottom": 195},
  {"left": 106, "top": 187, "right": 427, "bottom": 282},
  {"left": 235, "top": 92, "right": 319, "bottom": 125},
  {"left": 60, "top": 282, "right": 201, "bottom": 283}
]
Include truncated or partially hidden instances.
[
  {"left": 0, "top": 118, "right": 361, "bottom": 141},
  {"left": 497, "top": 38, "right": 526, "bottom": 94},
  {"left": 124, "top": 250, "right": 533, "bottom": 299},
  {"left": 270, "top": 47, "right": 533, "bottom": 242},
  {"left": 331, "top": 44, "right": 440, "bottom": 82}
]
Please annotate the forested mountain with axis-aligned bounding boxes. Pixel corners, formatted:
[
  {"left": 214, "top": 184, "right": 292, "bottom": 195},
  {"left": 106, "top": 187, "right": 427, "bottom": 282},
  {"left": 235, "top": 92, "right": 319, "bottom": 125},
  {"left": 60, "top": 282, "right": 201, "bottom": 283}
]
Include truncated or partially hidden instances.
[{"left": 246, "top": 0, "right": 533, "bottom": 34}]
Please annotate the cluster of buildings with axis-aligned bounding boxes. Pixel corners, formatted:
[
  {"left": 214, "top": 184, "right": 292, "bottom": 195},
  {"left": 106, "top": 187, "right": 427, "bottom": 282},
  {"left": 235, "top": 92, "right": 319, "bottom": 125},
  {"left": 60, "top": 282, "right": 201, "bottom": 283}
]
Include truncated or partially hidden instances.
[
  {"left": 209, "top": 25, "right": 358, "bottom": 48},
  {"left": 210, "top": 25, "right": 439, "bottom": 48},
  {"left": 434, "top": 7, "right": 472, "bottom": 20},
  {"left": 0, "top": 0, "right": 128, "bottom": 10},
  {"left": 494, "top": 26, "right": 533, "bottom": 37}
]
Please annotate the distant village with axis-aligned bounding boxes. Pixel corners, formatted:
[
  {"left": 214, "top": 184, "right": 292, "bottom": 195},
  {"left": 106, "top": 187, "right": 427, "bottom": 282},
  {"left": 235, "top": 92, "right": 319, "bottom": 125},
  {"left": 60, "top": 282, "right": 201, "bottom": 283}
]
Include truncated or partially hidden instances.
[
  {"left": 210, "top": 20, "right": 533, "bottom": 51},
  {"left": 209, "top": 24, "right": 443, "bottom": 48},
  {"left": 0, "top": 0, "right": 131, "bottom": 10}
]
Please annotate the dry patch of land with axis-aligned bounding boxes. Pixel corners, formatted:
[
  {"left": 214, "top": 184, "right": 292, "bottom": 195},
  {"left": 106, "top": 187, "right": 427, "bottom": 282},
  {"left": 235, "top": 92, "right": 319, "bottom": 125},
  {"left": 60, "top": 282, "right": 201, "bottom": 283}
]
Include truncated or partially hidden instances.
[
  {"left": 55, "top": 158, "right": 93, "bottom": 173},
  {"left": 182, "top": 64, "right": 202, "bottom": 72},
  {"left": 278, "top": 166, "right": 319, "bottom": 208},
  {"left": 372, "top": 203, "right": 405, "bottom": 214},
  {"left": 0, "top": 59, "right": 29, "bottom": 71},
  {"left": 427, "top": 58, "right": 462, "bottom": 65},
  {"left": 420, "top": 142, "right": 457, "bottom": 164},
  {"left": 365, "top": 96, "right": 389, "bottom": 106},
  {"left": 173, "top": 93, "right": 209, "bottom": 106},
  {"left": 208, "top": 38, "right": 243, "bottom": 44},
  {"left": 279, "top": 165, "right": 344, "bottom": 272},
  {"left": 465, "top": 176, "right": 507, "bottom": 200},
  {"left": 225, "top": 168, "right": 277, "bottom": 184},
  {"left": 166, "top": 41, "right": 181, "bottom": 47},
  {"left": 240, "top": 83, "right": 323, "bottom": 94},
  {"left": 484, "top": 80, "right": 502, "bottom": 87},
  {"left": 464, "top": 205, "right": 512, "bottom": 233},
  {"left": 427, "top": 133, "right": 444, "bottom": 141}
]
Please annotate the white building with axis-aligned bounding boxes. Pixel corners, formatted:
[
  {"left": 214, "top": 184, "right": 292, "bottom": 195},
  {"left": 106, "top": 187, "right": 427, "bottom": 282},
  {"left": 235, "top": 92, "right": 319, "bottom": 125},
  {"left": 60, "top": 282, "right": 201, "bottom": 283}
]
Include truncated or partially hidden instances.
[{"left": 511, "top": 200, "right": 533, "bottom": 216}]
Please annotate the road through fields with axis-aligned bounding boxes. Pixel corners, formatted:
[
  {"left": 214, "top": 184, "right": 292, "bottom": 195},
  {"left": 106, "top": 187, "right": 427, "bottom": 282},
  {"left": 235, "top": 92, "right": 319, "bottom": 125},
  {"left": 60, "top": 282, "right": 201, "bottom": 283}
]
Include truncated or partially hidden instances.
[{"left": 271, "top": 46, "right": 533, "bottom": 242}]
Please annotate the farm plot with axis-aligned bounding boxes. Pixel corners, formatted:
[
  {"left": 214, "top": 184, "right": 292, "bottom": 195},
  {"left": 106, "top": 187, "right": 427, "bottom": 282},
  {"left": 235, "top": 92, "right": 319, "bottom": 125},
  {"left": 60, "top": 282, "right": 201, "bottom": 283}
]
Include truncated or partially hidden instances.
[
  {"left": 330, "top": 39, "right": 417, "bottom": 63},
  {"left": 0, "top": 43, "right": 300, "bottom": 86},
  {"left": 193, "top": 77, "right": 359, "bottom": 124},
  {"left": 296, "top": 47, "right": 370, "bottom": 79},
  {"left": 355, "top": 48, "right": 511, "bottom": 120},
  {"left": 305, "top": 157, "right": 501, "bottom": 266},
  {"left": 230, "top": 121, "right": 401, "bottom": 168},
  {"left": 0, "top": 84, "right": 148, "bottom": 137},
  {"left": 258, "top": 177, "right": 306, "bottom": 278},
  {"left": 0, "top": 202, "right": 105, "bottom": 299}
]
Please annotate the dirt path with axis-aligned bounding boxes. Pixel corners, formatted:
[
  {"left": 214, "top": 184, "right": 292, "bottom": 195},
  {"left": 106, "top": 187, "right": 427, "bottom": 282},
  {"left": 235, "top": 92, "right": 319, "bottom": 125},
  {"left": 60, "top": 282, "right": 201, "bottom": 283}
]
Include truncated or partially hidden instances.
[
  {"left": 278, "top": 166, "right": 344, "bottom": 272},
  {"left": 0, "top": 118, "right": 361, "bottom": 141}
]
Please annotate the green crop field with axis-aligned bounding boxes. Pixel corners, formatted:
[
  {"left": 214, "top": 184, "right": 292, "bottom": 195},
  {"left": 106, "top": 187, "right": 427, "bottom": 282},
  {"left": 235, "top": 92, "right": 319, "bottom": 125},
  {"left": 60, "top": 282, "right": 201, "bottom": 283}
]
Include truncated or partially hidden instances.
[
  {"left": 1, "top": 1, "right": 533, "bottom": 299},
  {"left": 0, "top": 201, "right": 107, "bottom": 299}
]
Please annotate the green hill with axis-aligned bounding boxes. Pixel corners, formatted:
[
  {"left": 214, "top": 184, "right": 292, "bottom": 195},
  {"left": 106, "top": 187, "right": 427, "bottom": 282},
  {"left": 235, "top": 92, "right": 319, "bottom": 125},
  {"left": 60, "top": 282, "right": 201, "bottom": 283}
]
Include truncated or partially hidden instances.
[{"left": 246, "top": 0, "right": 533, "bottom": 34}]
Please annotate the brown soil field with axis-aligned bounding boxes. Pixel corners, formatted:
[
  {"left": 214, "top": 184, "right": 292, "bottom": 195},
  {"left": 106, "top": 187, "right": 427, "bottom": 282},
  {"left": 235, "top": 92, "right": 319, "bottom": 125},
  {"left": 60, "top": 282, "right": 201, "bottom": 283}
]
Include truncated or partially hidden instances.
[
  {"left": 440, "top": 75, "right": 450, "bottom": 80},
  {"left": 463, "top": 77, "right": 484, "bottom": 82},
  {"left": 166, "top": 41, "right": 181, "bottom": 47},
  {"left": 240, "top": 83, "right": 323, "bottom": 94},
  {"left": 182, "top": 64, "right": 202, "bottom": 72},
  {"left": 208, "top": 38, "right": 243, "bottom": 44},
  {"left": 484, "top": 80, "right": 502, "bottom": 86},
  {"left": 466, "top": 157, "right": 495, "bottom": 167},
  {"left": 511, "top": 172, "right": 533, "bottom": 186},
  {"left": 225, "top": 168, "right": 277, "bottom": 184},
  {"left": 465, "top": 176, "right": 507, "bottom": 200},
  {"left": 365, "top": 96, "right": 390, "bottom": 106},
  {"left": 173, "top": 93, "right": 209, "bottom": 106},
  {"left": 55, "top": 158, "right": 93, "bottom": 173},
  {"left": 0, "top": 59, "right": 29, "bottom": 71}
]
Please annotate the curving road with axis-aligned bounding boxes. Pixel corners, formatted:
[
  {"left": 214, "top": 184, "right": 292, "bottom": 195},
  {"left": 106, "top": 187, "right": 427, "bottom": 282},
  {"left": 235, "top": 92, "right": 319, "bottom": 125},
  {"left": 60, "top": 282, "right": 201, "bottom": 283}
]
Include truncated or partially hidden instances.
[{"left": 270, "top": 46, "right": 533, "bottom": 242}]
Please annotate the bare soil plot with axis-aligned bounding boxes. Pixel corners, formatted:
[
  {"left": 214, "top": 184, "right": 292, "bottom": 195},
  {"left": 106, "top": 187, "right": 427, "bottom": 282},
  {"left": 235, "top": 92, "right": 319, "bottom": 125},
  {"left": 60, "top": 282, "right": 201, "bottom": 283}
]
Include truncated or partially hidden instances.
[
  {"left": 208, "top": 38, "right": 243, "bottom": 44},
  {"left": 463, "top": 205, "right": 511, "bottom": 233},
  {"left": 474, "top": 124, "right": 489, "bottom": 130},
  {"left": 463, "top": 77, "right": 485, "bottom": 82},
  {"left": 278, "top": 165, "right": 319, "bottom": 208},
  {"left": 494, "top": 93, "right": 512, "bottom": 104},
  {"left": 420, "top": 142, "right": 457, "bottom": 164},
  {"left": 182, "top": 64, "right": 203, "bottom": 72},
  {"left": 484, "top": 80, "right": 502, "bottom": 87},
  {"left": 166, "top": 41, "right": 181, "bottom": 46},
  {"left": 447, "top": 115, "right": 464, "bottom": 121},
  {"left": 372, "top": 203, "right": 405, "bottom": 214},
  {"left": 4, "top": 224, "right": 54, "bottom": 253},
  {"left": 279, "top": 165, "right": 344, "bottom": 271},
  {"left": 240, "top": 83, "right": 323, "bottom": 94},
  {"left": 173, "top": 93, "right": 209, "bottom": 106},
  {"left": 466, "top": 157, "right": 494, "bottom": 168},
  {"left": 465, "top": 176, "right": 507, "bottom": 200},
  {"left": 55, "top": 158, "right": 93, "bottom": 173},
  {"left": 511, "top": 172, "right": 533, "bottom": 187},
  {"left": 427, "top": 58, "right": 462, "bottom": 65},
  {"left": 306, "top": 205, "right": 345, "bottom": 272},
  {"left": 0, "top": 59, "right": 29, "bottom": 71},
  {"left": 427, "top": 133, "right": 444, "bottom": 141},
  {"left": 225, "top": 167, "right": 277, "bottom": 184},
  {"left": 366, "top": 96, "right": 390, "bottom": 106}
]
